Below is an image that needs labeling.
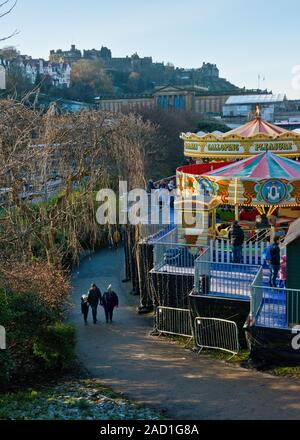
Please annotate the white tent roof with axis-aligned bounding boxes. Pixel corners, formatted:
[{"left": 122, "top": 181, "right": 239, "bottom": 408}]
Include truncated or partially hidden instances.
[{"left": 225, "top": 94, "right": 286, "bottom": 106}]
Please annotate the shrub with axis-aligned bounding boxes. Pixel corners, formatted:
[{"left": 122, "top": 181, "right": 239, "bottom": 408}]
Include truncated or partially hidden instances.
[
  {"left": 0, "top": 351, "right": 15, "bottom": 388},
  {"left": 0, "top": 289, "right": 75, "bottom": 387},
  {"left": 0, "top": 262, "right": 70, "bottom": 310},
  {"left": 33, "top": 323, "right": 76, "bottom": 370}
]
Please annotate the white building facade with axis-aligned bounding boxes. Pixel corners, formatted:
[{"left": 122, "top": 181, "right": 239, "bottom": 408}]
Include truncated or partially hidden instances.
[
  {"left": 0, "top": 56, "right": 71, "bottom": 88},
  {"left": 223, "top": 94, "right": 287, "bottom": 122}
]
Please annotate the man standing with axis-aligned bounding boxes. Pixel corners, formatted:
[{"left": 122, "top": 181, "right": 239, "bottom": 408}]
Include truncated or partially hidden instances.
[
  {"left": 269, "top": 237, "right": 281, "bottom": 288},
  {"left": 88, "top": 284, "right": 102, "bottom": 325},
  {"left": 102, "top": 285, "right": 119, "bottom": 324},
  {"left": 228, "top": 221, "right": 245, "bottom": 264}
]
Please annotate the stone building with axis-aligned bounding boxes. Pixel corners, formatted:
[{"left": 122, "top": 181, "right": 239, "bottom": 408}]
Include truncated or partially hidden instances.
[
  {"left": 95, "top": 85, "right": 248, "bottom": 116},
  {"left": 49, "top": 45, "right": 82, "bottom": 64}
]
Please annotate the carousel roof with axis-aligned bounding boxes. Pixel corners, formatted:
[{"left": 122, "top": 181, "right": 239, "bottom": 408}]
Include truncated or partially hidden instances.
[
  {"left": 182, "top": 114, "right": 300, "bottom": 160},
  {"left": 224, "top": 117, "right": 286, "bottom": 138},
  {"left": 205, "top": 152, "right": 300, "bottom": 180},
  {"left": 182, "top": 116, "right": 300, "bottom": 141}
]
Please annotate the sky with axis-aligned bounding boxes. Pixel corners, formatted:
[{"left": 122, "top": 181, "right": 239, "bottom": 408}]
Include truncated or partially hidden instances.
[{"left": 1, "top": 0, "right": 300, "bottom": 98}]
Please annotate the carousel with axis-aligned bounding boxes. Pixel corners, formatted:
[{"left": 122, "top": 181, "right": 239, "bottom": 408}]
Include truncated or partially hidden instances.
[
  {"left": 181, "top": 109, "right": 300, "bottom": 162},
  {"left": 176, "top": 151, "right": 300, "bottom": 244},
  {"left": 176, "top": 112, "right": 300, "bottom": 245}
]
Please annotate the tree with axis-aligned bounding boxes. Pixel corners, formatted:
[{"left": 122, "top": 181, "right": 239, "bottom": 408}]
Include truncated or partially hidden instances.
[
  {"left": 197, "top": 120, "right": 230, "bottom": 133},
  {"left": 70, "top": 59, "right": 113, "bottom": 101},
  {"left": 0, "top": 100, "right": 152, "bottom": 266},
  {"left": 5, "top": 64, "right": 32, "bottom": 97},
  {"left": 0, "top": 0, "right": 19, "bottom": 42},
  {"left": 136, "top": 108, "right": 231, "bottom": 180},
  {"left": 0, "top": 45, "right": 18, "bottom": 59},
  {"left": 127, "top": 72, "right": 141, "bottom": 94},
  {"left": 138, "top": 109, "right": 201, "bottom": 180}
]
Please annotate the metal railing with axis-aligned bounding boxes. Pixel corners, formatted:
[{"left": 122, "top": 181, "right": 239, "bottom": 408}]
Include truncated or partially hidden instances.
[
  {"left": 211, "top": 232, "right": 287, "bottom": 266},
  {"left": 250, "top": 267, "right": 264, "bottom": 324},
  {"left": 154, "top": 227, "right": 179, "bottom": 245},
  {"left": 210, "top": 239, "right": 268, "bottom": 265},
  {"left": 156, "top": 307, "right": 193, "bottom": 338},
  {"left": 245, "top": 228, "right": 269, "bottom": 244},
  {"left": 194, "top": 258, "right": 260, "bottom": 298},
  {"left": 194, "top": 317, "right": 240, "bottom": 355},
  {"left": 194, "top": 248, "right": 211, "bottom": 289},
  {"left": 139, "top": 223, "right": 176, "bottom": 244},
  {"left": 154, "top": 175, "right": 176, "bottom": 188},
  {"left": 250, "top": 284, "right": 300, "bottom": 329},
  {"left": 153, "top": 240, "right": 209, "bottom": 275},
  {"left": 155, "top": 307, "right": 240, "bottom": 355}
]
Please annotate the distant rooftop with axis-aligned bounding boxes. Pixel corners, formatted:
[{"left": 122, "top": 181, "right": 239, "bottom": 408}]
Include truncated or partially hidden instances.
[{"left": 225, "top": 94, "right": 286, "bottom": 105}]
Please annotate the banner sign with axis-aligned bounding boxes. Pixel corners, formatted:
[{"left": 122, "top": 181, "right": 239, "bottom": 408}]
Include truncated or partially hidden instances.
[{"left": 185, "top": 140, "right": 300, "bottom": 156}]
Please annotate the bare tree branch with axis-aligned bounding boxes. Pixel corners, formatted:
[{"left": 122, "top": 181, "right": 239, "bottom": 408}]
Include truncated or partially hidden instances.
[
  {"left": 0, "top": 100, "right": 153, "bottom": 266},
  {"left": 0, "top": 0, "right": 17, "bottom": 18},
  {"left": 0, "top": 29, "right": 19, "bottom": 42},
  {"left": 0, "top": 0, "right": 18, "bottom": 41}
]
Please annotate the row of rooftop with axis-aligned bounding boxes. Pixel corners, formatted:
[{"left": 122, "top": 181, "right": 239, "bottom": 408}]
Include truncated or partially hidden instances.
[{"left": 0, "top": 44, "right": 237, "bottom": 93}]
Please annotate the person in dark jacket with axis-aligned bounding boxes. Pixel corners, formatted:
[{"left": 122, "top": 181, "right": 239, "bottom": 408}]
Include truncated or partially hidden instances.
[
  {"left": 268, "top": 236, "right": 281, "bottom": 287},
  {"left": 88, "top": 284, "right": 102, "bottom": 324},
  {"left": 228, "top": 221, "right": 245, "bottom": 264},
  {"left": 81, "top": 295, "right": 89, "bottom": 326},
  {"left": 102, "top": 285, "right": 119, "bottom": 323},
  {"left": 146, "top": 179, "right": 156, "bottom": 194}
]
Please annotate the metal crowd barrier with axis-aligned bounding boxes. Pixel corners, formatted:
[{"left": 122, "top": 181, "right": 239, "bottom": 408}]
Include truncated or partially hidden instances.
[
  {"left": 156, "top": 307, "right": 193, "bottom": 338},
  {"left": 194, "top": 317, "right": 240, "bottom": 355},
  {"left": 155, "top": 307, "right": 240, "bottom": 356}
]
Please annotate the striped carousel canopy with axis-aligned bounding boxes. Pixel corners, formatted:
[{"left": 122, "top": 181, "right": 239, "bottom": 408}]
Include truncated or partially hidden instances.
[
  {"left": 205, "top": 152, "right": 300, "bottom": 180},
  {"left": 225, "top": 116, "right": 286, "bottom": 137},
  {"left": 181, "top": 115, "right": 300, "bottom": 160}
]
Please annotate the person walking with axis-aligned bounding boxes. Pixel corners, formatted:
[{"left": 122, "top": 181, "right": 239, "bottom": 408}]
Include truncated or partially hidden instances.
[
  {"left": 102, "top": 285, "right": 119, "bottom": 324},
  {"left": 228, "top": 221, "right": 245, "bottom": 264},
  {"left": 156, "top": 183, "right": 168, "bottom": 210},
  {"left": 146, "top": 179, "right": 156, "bottom": 194},
  {"left": 113, "top": 229, "right": 121, "bottom": 249},
  {"left": 107, "top": 230, "right": 114, "bottom": 249},
  {"left": 81, "top": 294, "right": 89, "bottom": 326},
  {"left": 168, "top": 181, "right": 176, "bottom": 210},
  {"left": 268, "top": 237, "right": 281, "bottom": 288},
  {"left": 88, "top": 283, "right": 102, "bottom": 325}
]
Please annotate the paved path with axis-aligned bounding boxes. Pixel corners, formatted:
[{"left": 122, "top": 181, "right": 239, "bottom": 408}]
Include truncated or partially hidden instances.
[{"left": 71, "top": 248, "right": 300, "bottom": 420}]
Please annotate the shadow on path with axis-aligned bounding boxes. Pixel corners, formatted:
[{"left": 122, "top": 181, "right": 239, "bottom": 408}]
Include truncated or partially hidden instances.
[{"left": 70, "top": 248, "right": 300, "bottom": 420}]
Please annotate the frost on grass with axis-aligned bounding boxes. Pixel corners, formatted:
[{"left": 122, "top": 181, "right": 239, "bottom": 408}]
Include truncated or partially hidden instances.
[{"left": 0, "top": 380, "right": 161, "bottom": 420}]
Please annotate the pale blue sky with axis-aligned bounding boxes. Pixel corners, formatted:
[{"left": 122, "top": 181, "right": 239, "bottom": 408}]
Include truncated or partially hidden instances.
[{"left": 1, "top": 0, "right": 300, "bottom": 98}]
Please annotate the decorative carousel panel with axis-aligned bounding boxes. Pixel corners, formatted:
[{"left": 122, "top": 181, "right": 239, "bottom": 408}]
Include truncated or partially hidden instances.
[
  {"left": 182, "top": 116, "right": 300, "bottom": 160},
  {"left": 201, "top": 152, "right": 300, "bottom": 207}
]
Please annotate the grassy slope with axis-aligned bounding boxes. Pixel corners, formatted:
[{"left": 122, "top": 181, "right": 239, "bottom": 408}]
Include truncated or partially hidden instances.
[{"left": 0, "top": 379, "right": 162, "bottom": 420}]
